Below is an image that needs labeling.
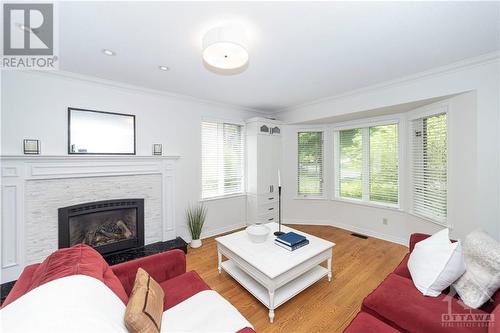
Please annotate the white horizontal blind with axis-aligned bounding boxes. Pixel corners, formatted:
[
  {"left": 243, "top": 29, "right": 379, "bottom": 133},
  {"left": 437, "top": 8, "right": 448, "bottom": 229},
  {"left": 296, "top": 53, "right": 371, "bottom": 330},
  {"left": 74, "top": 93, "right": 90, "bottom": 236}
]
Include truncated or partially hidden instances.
[
  {"left": 338, "top": 128, "right": 363, "bottom": 199},
  {"left": 336, "top": 123, "right": 399, "bottom": 206},
  {"left": 297, "top": 131, "right": 323, "bottom": 196},
  {"left": 411, "top": 113, "right": 447, "bottom": 222},
  {"left": 202, "top": 121, "right": 244, "bottom": 199},
  {"left": 369, "top": 124, "right": 399, "bottom": 204},
  {"left": 223, "top": 123, "right": 244, "bottom": 194}
]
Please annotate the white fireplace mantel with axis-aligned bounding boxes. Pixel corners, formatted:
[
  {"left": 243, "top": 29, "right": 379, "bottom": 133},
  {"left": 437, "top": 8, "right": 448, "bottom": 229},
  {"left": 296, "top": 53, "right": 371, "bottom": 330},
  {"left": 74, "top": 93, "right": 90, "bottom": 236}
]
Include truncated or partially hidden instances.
[{"left": 1, "top": 155, "right": 180, "bottom": 283}]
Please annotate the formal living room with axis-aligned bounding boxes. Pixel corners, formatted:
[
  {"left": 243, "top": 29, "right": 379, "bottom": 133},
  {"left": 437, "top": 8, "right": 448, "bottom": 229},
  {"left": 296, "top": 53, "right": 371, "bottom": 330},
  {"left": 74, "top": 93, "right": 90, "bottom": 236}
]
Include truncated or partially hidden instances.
[{"left": 1, "top": 1, "right": 500, "bottom": 333}]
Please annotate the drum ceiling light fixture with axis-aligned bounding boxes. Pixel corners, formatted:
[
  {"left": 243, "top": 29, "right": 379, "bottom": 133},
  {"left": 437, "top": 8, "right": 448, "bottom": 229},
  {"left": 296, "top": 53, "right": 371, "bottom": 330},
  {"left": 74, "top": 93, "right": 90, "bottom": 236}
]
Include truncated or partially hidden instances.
[{"left": 202, "top": 25, "right": 249, "bottom": 71}]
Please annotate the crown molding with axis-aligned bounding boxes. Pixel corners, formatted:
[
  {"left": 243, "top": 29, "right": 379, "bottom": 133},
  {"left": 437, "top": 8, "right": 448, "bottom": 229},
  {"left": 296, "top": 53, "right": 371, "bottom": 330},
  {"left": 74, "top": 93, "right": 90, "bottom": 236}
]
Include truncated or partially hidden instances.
[
  {"left": 12, "top": 51, "right": 499, "bottom": 117},
  {"left": 0, "top": 155, "right": 181, "bottom": 161},
  {"left": 273, "top": 51, "right": 500, "bottom": 115},
  {"left": 18, "top": 70, "right": 269, "bottom": 116}
]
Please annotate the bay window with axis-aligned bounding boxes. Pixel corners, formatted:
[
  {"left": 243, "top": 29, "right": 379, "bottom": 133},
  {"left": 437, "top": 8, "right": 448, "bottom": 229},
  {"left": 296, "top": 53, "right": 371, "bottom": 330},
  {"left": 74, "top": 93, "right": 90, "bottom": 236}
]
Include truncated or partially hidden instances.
[{"left": 334, "top": 123, "right": 399, "bottom": 206}]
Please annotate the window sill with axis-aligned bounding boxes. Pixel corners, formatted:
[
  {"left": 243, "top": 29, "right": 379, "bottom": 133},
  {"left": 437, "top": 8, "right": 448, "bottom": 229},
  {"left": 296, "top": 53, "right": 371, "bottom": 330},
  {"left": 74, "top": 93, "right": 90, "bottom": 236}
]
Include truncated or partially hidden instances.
[
  {"left": 331, "top": 197, "right": 402, "bottom": 211},
  {"left": 200, "top": 193, "right": 247, "bottom": 202},
  {"left": 294, "top": 196, "right": 328, "bottom": 200},
  {"left": 408, "top": 211, "right": 449, "bottom": 228}
]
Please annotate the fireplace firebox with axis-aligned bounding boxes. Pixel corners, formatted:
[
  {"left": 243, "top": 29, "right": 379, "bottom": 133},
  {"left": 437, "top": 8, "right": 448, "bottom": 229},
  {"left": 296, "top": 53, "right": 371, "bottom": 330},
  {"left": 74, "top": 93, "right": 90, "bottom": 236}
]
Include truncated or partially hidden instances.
[{"left": 58, "top": 199, "right": 145, "bottom": 255}]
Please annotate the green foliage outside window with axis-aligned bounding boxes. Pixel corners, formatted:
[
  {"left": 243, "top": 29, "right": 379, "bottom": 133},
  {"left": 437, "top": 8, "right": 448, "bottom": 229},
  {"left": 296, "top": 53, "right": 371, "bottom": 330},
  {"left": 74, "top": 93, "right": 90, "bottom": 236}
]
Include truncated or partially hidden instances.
[{"left": 339, "top": 129, "right": 363, "bottom": 199}]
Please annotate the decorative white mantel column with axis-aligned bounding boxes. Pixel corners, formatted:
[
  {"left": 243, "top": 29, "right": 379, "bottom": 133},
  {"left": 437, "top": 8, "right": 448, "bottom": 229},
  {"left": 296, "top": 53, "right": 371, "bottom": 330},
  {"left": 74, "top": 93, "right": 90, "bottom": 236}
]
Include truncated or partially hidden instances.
[{"left": 1, "top": 155, "right": 180, "bottom": 283}]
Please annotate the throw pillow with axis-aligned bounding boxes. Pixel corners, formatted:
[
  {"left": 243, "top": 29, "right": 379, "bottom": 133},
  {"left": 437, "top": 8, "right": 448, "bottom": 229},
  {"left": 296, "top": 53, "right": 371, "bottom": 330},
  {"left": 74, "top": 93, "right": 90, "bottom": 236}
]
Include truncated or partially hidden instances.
[
  {"left": 453, "top": 231, "right": 500, "bottom": 308},
  {"left": 124, "top": 268, "right": 165, "bottom": 333},
  {"left": 8, "top": 244, "right": 129, "bottom": 306},
  {"left": 408, "top": 228, "right": 466, "bottom": 296}
]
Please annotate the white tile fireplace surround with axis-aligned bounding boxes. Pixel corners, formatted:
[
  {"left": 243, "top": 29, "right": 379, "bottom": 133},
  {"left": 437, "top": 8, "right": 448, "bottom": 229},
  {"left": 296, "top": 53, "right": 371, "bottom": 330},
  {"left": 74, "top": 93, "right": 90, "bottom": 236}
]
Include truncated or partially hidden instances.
[{"left": 1, "top": 155, "right": 179, "bottom": 283}]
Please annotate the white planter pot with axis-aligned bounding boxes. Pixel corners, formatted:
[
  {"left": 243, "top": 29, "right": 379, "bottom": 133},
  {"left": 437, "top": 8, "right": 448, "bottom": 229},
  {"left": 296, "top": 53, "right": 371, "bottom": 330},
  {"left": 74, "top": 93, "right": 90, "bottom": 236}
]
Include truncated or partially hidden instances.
[{"left": 190, "top": 239, "right": 202, "bottom": 248}]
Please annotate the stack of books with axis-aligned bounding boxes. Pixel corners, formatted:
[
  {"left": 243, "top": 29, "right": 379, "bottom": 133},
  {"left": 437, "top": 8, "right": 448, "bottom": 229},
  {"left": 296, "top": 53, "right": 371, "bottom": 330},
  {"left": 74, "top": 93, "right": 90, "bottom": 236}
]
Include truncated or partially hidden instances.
[{"left": 275, "top": 232, "right": 309, "bottom": 251}]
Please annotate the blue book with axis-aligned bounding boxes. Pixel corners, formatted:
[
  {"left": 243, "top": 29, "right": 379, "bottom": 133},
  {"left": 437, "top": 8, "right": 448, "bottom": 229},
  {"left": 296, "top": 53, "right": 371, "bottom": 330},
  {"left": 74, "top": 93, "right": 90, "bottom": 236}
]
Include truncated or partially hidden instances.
[
  {"left": 276, "top": 232, "right": 306, "bottom": 246},
  {"left": 275, "top": 239, "right": 310, "bottom": 251}
]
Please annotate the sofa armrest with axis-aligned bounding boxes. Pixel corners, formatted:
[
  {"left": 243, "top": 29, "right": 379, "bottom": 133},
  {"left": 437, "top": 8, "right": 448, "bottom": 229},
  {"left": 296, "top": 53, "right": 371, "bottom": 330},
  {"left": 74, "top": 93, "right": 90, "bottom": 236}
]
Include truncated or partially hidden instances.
[
  {"left": 111, "top": 249, "right": 186, "bottom": 296},
  {"left": 409, "top": 233, "right": 431, "bottom": 252},
  {"left": 2, "top": 263, "right": 40, "bottom": 308}
]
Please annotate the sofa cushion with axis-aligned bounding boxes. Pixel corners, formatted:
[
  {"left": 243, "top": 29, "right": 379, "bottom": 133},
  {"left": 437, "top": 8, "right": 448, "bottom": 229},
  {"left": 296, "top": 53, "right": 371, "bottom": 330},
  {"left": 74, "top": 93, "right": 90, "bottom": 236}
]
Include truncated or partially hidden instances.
[
  {"left": 1, "top": 263, "right": 40, "bottom": 308},
  {"left": 393, "top": 254, "right": 411, "bottom": 280},
  {"left": 362, "top": 273, "right": 490, "bottom": 333},
  {"left": 125, "top": 268, "right": 164, "bottom": 333},
  {"left": 454, "top": 231, "right": 500, "bottom": 309},
  {"left": 344, "top": 312, "right": 401, "bottom": 333},
  {"left": 489, "top": 305, "right": 500, "bottom": 333},
  {"left": 26, "top": 244, "right": 128, "bottom": 304},
  {"left": 408, "top": 228, "right": 466, "bottom": 297},
  {"left": 159, "top": 270, "right": 210, "bottom": 310},
  {"left": 111, "top": 249, "right": 186, "bottom": 297}
]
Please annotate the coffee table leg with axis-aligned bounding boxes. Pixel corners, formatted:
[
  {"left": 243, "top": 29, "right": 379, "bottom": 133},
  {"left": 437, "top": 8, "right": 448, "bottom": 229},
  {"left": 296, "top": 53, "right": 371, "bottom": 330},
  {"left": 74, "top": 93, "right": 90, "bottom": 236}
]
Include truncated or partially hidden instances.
[
  {"left": 327, "top": 257, "right": 332, "bottom": 282},
  {"left": 217, "top": 250, "right": 222, "bottom": 274},
  {"left": 268, "top": 289, "right": 275, "bottom": 323}
]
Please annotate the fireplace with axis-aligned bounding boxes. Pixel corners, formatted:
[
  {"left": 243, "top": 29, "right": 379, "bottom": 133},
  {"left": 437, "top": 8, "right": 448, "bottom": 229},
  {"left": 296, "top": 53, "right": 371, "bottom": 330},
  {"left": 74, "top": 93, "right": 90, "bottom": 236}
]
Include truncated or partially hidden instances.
[{"left": 58, "top": 199, "right": 145, "bottom": 255}]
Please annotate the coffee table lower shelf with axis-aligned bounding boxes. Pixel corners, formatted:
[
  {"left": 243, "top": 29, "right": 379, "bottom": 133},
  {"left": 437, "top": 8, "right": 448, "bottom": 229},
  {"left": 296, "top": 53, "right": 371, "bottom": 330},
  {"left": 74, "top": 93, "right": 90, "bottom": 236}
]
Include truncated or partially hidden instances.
[{"left": 221, "top": 259, "right": 328, "bottom": 314}]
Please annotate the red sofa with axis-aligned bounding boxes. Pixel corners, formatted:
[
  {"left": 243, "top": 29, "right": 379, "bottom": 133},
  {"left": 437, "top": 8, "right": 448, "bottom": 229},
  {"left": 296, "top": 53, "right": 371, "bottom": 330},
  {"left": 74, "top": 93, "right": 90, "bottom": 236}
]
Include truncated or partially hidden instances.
[
  {"left": 345, "top": 233, "right": 500, "bottom": 333},
  {"left": 2, "top": 245, "right": 255, "bottom": 333}
]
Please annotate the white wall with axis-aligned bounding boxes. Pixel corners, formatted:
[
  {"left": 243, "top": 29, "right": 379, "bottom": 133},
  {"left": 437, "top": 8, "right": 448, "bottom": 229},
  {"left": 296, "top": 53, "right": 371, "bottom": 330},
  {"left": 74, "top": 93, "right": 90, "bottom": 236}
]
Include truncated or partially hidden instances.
[
  {"left": 1, "top": 71, "right": 262, "bottom": 241},
  {"left": 277, "top": 54, "right": 500, "bottom": 243}
]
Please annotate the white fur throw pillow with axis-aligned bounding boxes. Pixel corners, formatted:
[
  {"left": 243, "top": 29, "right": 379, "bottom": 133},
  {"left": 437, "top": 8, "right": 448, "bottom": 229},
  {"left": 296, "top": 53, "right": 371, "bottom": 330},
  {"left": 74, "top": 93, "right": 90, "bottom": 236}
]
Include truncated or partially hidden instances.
[
  {"left": 408, "top": 228, "right": 466, "bottom": 297},
  {"left": 453, "top": 231, "right": 500, "bottom": 308}
]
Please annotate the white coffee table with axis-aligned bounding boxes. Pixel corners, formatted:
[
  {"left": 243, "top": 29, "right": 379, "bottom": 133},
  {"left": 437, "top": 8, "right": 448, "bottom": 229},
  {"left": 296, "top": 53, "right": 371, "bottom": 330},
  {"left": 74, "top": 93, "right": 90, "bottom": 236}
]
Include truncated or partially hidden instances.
[{"left": 215, "top": 223, "right": 335, "bottom": 323}]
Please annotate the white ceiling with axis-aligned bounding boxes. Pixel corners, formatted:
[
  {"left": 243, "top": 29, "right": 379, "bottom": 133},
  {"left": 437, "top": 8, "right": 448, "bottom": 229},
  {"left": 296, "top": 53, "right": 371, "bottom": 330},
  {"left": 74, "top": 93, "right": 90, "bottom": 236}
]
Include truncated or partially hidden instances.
[{"left": 59, "top": 1, "right": 500, "bottom": 112}]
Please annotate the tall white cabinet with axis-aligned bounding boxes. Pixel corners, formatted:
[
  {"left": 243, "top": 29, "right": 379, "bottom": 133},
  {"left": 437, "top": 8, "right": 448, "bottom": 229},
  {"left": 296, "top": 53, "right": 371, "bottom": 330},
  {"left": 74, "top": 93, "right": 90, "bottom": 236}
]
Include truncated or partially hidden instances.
[{"left": 246, "top": 117, "right": 282, "bottom": 225}]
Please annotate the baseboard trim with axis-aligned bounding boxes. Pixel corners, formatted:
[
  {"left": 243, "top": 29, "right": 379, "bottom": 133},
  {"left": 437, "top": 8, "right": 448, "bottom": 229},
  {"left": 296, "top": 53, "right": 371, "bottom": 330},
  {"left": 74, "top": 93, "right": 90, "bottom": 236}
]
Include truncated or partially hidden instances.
[
  {"left": 283, "top": 219, "right": 408, "bottom": 246},
  {"left": 200, "top": 222, "right": 246, "bottom": 240}
]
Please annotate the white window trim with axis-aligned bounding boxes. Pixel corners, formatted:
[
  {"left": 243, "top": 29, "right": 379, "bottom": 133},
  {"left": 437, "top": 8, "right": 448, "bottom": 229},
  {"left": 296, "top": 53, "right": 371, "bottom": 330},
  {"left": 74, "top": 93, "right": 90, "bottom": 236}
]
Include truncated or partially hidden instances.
[
  {"left": 200, "top": 193, "right": 247, "bottom": 202},
  {"left": 331, "top": 196, "right": 403, "bottom": 211},
  {"left": 407, "top": 103, "right": 450, "bottom": 227},
  {"left": 332, "top": 116, "right": 403, "bottom": 209},
  {"left": 295, "top": 127, "right": 327, "bottom": 200},
  {"left": 200, "top": 118, "right": 247, "bottom": 201}
]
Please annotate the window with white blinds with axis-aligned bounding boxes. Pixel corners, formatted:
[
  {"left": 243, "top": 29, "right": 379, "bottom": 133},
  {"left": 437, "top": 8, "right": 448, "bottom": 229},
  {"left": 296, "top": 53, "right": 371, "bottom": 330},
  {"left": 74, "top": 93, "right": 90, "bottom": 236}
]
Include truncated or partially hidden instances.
[
  {"left": 201, "top": 121, "right": 244, "bottom": 199},
  {"left": 297, "top": 131, "right": 324, "bottom": 197},
  {"left": 369, "top": 124, "right": 399, "bottom": 204},
  {"left": 335, "top": 123, "right": 399, "bottom": 206},
  {"left": 411, "top": 113, "right": 447, "bottom": 223},
  {"left": 338, "top": 128, "right": 363, "bottom": 199}
]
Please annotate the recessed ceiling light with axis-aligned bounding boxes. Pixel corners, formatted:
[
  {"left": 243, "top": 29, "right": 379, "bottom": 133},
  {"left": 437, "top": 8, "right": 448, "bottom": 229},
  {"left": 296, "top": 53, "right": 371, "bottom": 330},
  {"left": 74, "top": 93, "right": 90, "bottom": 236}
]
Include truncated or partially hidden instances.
[
  {"left": 158, "top": 65, "right": 169, "bottom": 71},
  {"left": 102, "top": 49, "right": 116, "bottom": 56}
]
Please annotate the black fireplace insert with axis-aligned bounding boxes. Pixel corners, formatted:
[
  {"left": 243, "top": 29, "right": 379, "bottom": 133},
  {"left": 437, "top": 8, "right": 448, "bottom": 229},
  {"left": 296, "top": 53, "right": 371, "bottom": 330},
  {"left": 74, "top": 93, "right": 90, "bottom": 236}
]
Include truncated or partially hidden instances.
[{"left": 58, "top": 199, "right": 145, "bottom": 255}]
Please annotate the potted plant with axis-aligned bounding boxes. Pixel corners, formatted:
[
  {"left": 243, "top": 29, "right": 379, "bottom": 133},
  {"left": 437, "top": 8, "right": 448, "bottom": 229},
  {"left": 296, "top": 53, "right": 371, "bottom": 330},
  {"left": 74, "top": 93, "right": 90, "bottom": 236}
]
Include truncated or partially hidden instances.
[{"left": 186, "top": 204, "right": 207, "bottom": 248}]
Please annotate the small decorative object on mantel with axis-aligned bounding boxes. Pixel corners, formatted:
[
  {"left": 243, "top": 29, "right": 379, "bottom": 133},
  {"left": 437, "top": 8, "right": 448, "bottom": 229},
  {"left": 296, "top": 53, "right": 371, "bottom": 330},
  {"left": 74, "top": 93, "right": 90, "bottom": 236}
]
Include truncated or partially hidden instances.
[
  {"left": 152, "top": 144, "right": 163, "bottom": 156},
  {"left": 186, "top": 204, "right": 207, "bottom": 249},
  {"left": 23, "top": 139, "right": 41, "bottom": 154}
]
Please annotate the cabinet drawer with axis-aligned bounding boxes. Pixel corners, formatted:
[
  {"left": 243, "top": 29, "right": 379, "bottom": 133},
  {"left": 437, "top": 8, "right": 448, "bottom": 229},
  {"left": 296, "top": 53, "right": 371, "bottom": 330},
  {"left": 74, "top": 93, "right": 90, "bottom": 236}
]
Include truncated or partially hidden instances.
[
  {"left": 258, "top": 201, "right": 278, "bottom": 215},
  {"left": 258, "top": 193, "right": 278, "bottom": 203},
  {"left": 258, "top": 210, "right": 278, "bottom": 223}
]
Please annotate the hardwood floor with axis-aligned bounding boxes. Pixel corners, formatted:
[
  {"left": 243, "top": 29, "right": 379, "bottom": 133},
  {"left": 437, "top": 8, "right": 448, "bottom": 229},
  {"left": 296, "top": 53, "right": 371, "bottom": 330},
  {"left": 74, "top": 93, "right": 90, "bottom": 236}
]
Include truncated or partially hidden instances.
[{"left": 186, "top": 224, "right": 408, "bottom": 333}]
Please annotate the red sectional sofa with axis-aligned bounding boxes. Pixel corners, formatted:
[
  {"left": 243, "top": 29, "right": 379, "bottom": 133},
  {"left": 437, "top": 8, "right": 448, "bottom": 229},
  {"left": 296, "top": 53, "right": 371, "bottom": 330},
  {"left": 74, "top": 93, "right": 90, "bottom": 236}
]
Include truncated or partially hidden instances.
[
  {"left": 345, "top": 233, "right": 500, "bottom": 333},
  {"left": 2, "top": 245, "right": 255, "bottom": 333}
]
